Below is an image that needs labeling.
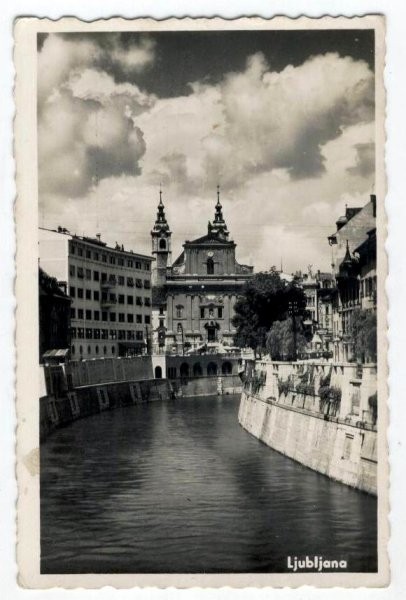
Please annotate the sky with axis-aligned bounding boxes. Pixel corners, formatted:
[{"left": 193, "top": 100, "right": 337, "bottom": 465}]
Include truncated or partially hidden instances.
[{"left": 37, "top": 29, "right": 375, "bottom": 273}]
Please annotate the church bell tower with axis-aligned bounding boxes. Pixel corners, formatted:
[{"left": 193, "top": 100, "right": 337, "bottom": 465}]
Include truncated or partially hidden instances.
[{"left": 151, "top": 188, "right": 171, "bottom": 287}]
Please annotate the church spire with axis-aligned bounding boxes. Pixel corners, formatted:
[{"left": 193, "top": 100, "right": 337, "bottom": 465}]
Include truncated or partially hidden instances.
[
  {"left": 153, "top": 185, "right": 169, "bottom": 230},
  {"left": 210, "top": 185, "right": 229, "bottom": 239}
]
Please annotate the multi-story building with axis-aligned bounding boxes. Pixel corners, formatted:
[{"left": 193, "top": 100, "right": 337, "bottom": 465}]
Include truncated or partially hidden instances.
[
  {"left": 39, "top": 267, "right": 71, "bottom": 362},
  {"left": 328, "top": 195, "right": 377, "bottom": 362},
  {"left": 151, "top": 189, "right": 254, "bottom": 353},
  {"left": 39, "top": 227, "right": 153, "bottom": 359}
]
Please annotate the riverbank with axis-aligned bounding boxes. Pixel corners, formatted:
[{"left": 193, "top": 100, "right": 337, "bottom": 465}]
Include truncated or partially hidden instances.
[{"left": 238, "top": 360, "right": 377, "bottom": 495}]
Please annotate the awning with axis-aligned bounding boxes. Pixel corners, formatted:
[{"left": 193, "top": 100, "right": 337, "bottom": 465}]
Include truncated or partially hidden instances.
[{"left": 42, "top": 348, "right": 69, "bottom": 358}]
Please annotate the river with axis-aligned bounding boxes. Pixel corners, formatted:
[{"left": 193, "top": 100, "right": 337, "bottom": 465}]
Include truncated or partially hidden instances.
[{"left": 40, "top": 394, "right": 377, "bottom": 574}]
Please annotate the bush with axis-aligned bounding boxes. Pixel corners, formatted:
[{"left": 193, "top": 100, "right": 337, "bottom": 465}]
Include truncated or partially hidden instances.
[
  {"left": 278, "top": 377, "right": 291, "bottom": 396},
  {"left": 296, "top": 381, "right": 315, "bottom": 396},
  {"left": 318, "top": 385, "right": 342, "bottom": 403}
]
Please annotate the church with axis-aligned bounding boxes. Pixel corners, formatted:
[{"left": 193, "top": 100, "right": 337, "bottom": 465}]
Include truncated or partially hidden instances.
[{"left": 151, "top": 188, "right": 254, "bottom": 353}]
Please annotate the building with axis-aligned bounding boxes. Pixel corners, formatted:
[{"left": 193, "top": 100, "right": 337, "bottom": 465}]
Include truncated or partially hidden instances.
[
  {"left": 328, "top": 195, "right": 377, "bottom": 362},
  {"left": 39, "top": 227, "right": 154, "bottom": 359},
  {"left": 151, "top": 188, "right": 254, "bottom": 353},
  {"left": 39, "top": 267, "right": 71, "bottom": 362}
]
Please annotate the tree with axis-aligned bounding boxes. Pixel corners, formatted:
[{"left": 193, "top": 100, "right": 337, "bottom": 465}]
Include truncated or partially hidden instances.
[
  {"left": 232, "top": 270, "right": 306, "bottom": 356},
  {"left": 349, "top": 308, "right": 377, "bottom": 363},
  {"left": 266, "top": 318, "right": 307, "bottom": 361}
]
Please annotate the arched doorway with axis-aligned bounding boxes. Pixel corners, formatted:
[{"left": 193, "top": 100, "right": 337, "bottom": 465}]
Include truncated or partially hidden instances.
[
  {"left": 222, "top": 361, "right": 232, "bottom": 375},
  {"left": 193, "top": 362, "right": 203, "bottom": 376},
  {"left": 207, "top": 362, "right": 218, "bottom": 376},
  {"left": 180, "top": 362, "right": 190, "bottom": 378},
  {"left": 155, "top": 365, "right": 162, "bottom": 379}
]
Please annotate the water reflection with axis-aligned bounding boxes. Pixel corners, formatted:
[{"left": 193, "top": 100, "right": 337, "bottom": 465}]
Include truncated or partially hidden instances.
[{"left": 40, "top": 395, "right": 377, "bottom": 574}]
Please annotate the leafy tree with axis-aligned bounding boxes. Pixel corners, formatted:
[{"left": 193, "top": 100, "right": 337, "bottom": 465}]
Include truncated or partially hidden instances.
[
  {"left": 232, "top": 270, "right": 306, "bottom": 356},
  {"left": 266, "top": 318, "right": 307, "bottom": 361},
  {"left": 349, "top": 308, "right": 377, "bottom": 363}
]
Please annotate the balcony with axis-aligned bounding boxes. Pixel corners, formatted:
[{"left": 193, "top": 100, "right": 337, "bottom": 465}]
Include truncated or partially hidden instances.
[
  {"left": 101, "top": 277, "right": 117, "bottom": 290},
  {"left": 101, "top": 298, "right": 117, "bottom": 309}
]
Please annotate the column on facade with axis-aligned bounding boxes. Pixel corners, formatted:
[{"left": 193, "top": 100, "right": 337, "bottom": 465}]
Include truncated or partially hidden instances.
[
  {"left": 223, "top": 293, "right": 231, "bottom": 334},
  {"left": 186, "top": 294, "right": 193, "bottom": 333},
  {"left": 167, "top": 294, "right": 174, "bottom": 334}
]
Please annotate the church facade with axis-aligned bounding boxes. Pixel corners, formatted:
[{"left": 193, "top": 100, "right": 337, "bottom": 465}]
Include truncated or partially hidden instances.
[{"left": 151, "top": 189, "right": 254, "bottom": 353}]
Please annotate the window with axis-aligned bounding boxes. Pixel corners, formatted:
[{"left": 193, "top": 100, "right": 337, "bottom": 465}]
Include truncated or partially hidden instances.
[
  {"left": 101, "top": 329, "right": 108, "bottom": 340},
  {"left": 86, "top": 328, "right": 92, "bottom": 339},
  {"left": 176, "top": 305, "right": 184, "bottom": 318},
  {"left": 127, "top": 277, "right": 134, "bottom": 287},
  {"left": 94, "top": 290, "right": 100, "bottom": 301},
  {"left": 71, "top": 345, "right": 75, "bottom": 355},
  {"left": 78, "top": 309, "right": 84, "bottom": 319},
  {"left": 109, "top": 330, "right": 117, "bottom": 340},
  {"left": 94, "top": 311, "right": 100, "bottom": 321},
  {"left": 102, "top": 254, "right": 107, "bottom": 263},
  {"left": 127, "top": 260, "right": 133, "bottom": 268},
  {"left": 144, "top": 315, "right": 150, "bottom": 324},
  {"left": 218, "top": 307, "right": 223, "bottom": 318},
  {"left": 70, "top": 286, "right": 76, "bottom": 298},
  {"left": 136, "top": 278, "right": 142, "bottom": 288},
  {"left": 144, "top": 280, "right": 151, "bottom": 289},
  {"left": 119, "top": 313, "right": 125, "bottom": 323},
  {"left": 78, "top": 288, "right": 83, "bottom": 299},
  {"left": 144, "top": 263, "right": 150, "bottom": 271},
  {"left": 86, "top": 250, "right": 91, "bottom": 259},
  {"left": 110, "top": 313, "right": 116, "bottom": 322},
  {"left": 118, "top": 276, "right": 125, "bottom": 286},
  {"left": 159, "top": 306, "right": 164, "bottom": 315},
  {"left": 144, "top": 297, "right": 151, "bottom": 307},
  {"left": 135, "top": 261, "right": 142, "bottom": 269},
  {"left": 103, "top": 346, "right": 107, "bottom": 354},
  {"left": 71, "top": 245, "right": 76, "bottom": 255},
  {"left": 79, "top": 345, "right": 83, "bottom": 354},
  {"left": 342, "top": 434, "right": 354, "bottom": 460},
  {"left": 101, "top": 272, "right": 107, "bottom": 282},
  {"left": 109, "top": 256, "right": 116, "bottom": 265},
  {"left": 78, "top": 247, "right": 83, "bottom": 257},
  {"left": 94, "top": 329, "right": 100, "bottom": 339},
  {"left": 136, "top": 331, "right": 143, "bottom": 340},
  {"left": 200, "top": 307, "right": 205, "bottom": 319},
  {"left": 207, "top": 258, "right": 214, "bottom": 275},
  {"left": 85, "top": 309, "right": 92, "bottom": 320},
  {"left": 118, "top": 330, "right": 126, "bottom": 340},
  {"left": 118, "top": 294, "right": 125, "bottom": 304},
  {"left": 69, "top": 265, "right": 76, "bottom": 277},
  {"left": 87, "top": 345, "right": 91, "bottom": 354},
  {"left": 118, "top": 258, "right": 124, "bottom": 267},
  {"left": 102, "top": 311, "right": 108, "bottom": 322},
  {"left": 71, "top": 327, "right": 77, "bottom": 339},
  {"left": 136, "top": 314, "right": 142, "bottom": 324},
  {"left": 86, "top": 289, "right": 91, "bottom": 300},
  {"left": 127, "top": 330, "right": 135, "bottom": 340},
  {"left": 71, "top": 308, "right": 76, "bottom": 319},
  {"left": 159, "top": 318, "right": 164, "bottom": 328},
  {"left": 77, "top": 267, "right": 84, "bottom": 279},
  {"left": 93, "top": 252, "right": 99, "bottom": 261},
  {"left": 86, "top": 269, "right": 91, "bottom": 280},
  {"left": 127, "top": 314, "right": 134, "bottom": 323},
  {"left": 136, "top": 296, "right": 143, "bottom": 306},
  {"left": 93, "top": 270, "right": 99, "bottom": 281},
  {"left": 95, "top": 345, "right": 99, "bottom": 354},
  {"left": 159, "top": 239, "right": 166, "bottom": 250},
  {"left": 78, "top": 328, "right": 84, "bottom": 339},
  {"left": 127, "top": 295, "right": 133, "bottom": 305}
]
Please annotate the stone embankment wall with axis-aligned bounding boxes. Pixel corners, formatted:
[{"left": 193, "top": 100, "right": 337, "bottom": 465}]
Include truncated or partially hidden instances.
[
  {"left": 171, "top": 374, "right": 242, "bottom": 397},
  {"left": 239, "top": 360, "right": 377, "bottom": 495},
  {"left": 40, "top": 377, "right": 172, "bottom": 441}
]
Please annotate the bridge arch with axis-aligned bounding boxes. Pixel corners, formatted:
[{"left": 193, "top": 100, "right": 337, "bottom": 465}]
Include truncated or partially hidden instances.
[
  {"left": 207, "top": 362, "right": 218, "bottom": 376},
  {"left": 193, "top": 362, "right": 203, "bottom": 376},
  {"left": 155, "top": 365, "right": 162, "bottom": 379},
  {"left": 180, "top": 362, "right": 190, "bottom": 378},
  {"left": 222, "top": 361, "right": 232, "bottom": 375}
]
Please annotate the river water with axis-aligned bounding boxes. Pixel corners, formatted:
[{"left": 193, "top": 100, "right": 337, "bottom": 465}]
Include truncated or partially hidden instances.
[{"left": 40, "top": 395, "right": 377, "bottom": 574}]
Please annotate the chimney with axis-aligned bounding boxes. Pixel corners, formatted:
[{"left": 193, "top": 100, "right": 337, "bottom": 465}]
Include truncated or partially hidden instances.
[
  {"left": 96, "top": 233, "right": 101, "bottom": 242},
  {"left": 371, "top": 194, "right": 376, "bottom": 218}
]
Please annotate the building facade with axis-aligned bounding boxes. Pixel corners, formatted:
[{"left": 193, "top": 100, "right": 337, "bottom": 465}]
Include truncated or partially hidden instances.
[
  {"left": 328, "top": 195, "right": 377, "bottom": 363},
  {"left": 151, "top": 189, "right": 254, "bottom": 353},
  {"left": 39, "top": 227, "right": 153, "bottom": 359},
  {"left": 39, "top": 267, "right": 71, "bottom": 362}
]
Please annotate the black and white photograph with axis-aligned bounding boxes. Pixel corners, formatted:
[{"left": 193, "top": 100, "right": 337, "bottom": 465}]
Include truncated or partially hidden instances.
[{"left": 14, "top": 16, "right": 387, "bottom": 588}]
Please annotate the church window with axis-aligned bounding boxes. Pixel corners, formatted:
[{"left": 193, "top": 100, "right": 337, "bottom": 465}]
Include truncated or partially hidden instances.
[
  {"left": 207, "top": 258, "right": 214, "bottom": 274},
  {"left": 159, "top": 239, "right": 166, "bottom": 250},
  {"left": 209, "top": 307, "right": 214, "bottom": 318}
]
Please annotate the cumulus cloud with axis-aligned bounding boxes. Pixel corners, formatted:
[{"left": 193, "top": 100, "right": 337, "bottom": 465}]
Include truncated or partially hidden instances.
[
  {"left": 38, "top": 35, "right": 156, "bottom": 197},
  {"left": 38, "top": 37, "right": 375, "bottom": 273}
]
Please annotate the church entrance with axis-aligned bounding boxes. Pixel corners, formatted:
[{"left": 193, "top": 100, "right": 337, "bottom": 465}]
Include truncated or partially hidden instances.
[{"left": 207, "top": 326, "right": 217, "bottom": 342}]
